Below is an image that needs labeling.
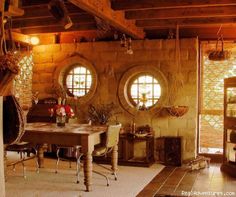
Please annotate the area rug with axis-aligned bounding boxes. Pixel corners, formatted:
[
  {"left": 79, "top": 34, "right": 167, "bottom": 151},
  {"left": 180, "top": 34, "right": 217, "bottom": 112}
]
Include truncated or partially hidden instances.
[{"left": 5, "top": 153, "right": 164, "bottom": 197}]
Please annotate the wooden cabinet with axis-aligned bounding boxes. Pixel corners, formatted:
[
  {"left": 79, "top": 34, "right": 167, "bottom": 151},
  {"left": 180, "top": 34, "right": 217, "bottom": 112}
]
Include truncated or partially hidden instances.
[
  {"left": 94, "top": 133, "right": 154, "bottom": 167},
  {"left": 221, "top": 77, "right": 236, "bottom": 177},
  {"left": 27, "top": 98, "right": 57, "bottom": 123},
  {"left": 156, "top": 137, "right": 181, "bottom": 166},
  {"left": 118, "top": 134, "right": 154, "bottom": 167}
]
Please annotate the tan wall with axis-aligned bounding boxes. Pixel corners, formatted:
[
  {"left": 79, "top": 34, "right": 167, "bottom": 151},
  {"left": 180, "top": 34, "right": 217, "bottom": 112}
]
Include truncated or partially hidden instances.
[{"left": 32, "top": 38, "right": 198, "bottom": 160}]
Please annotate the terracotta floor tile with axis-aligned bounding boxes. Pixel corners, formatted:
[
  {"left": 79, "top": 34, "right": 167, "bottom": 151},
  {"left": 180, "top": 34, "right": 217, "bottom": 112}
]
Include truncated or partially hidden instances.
[{"left": 138, "top": 164, "right": 236, "bottom": 197}]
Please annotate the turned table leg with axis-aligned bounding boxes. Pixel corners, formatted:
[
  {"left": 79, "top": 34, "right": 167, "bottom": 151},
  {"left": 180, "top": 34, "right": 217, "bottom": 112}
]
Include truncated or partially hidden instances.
[
  {"left": 111, "top": 144, "right": 118, "bottom": 180},
  {"left": 37, "top": 144, "right": 45, "bottom": 168},
  {"left": 83, "top": 153, "right": 93, "bottom": 192},
  {"left": 4, "top": 145, "right": 7, "bottom": 181}
]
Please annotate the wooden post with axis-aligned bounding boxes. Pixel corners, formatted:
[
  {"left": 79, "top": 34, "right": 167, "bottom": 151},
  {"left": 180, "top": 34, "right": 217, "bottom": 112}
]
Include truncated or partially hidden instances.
[{"left": 0, "top": 97, "right": 6, "bottom": 197}]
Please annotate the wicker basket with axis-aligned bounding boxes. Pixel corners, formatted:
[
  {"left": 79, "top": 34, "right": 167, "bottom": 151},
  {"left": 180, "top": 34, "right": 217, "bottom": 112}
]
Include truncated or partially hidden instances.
[
  {"left": 166, "top": 106, "right": 189, "bottom": 117},
  {"left": 208, "top": 36, "right": 231, "bottom": 61},
  {"left": 0, "top": 53, "right": 20, "bottom": 96}
]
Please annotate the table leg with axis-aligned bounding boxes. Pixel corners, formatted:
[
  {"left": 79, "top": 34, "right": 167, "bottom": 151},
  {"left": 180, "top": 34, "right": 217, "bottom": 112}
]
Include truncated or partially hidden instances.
[
  {"left": 37, "top": 145, "right": 44, "bottom": 168},
  {"left": 4, "top": 145, "right": 7, "bottom": 181},
  {"left": 111, "top": 144, "right": 118, "bottom": 180},
  {"left": 83, "top": 153, "right": 93, "bottom": 192}
]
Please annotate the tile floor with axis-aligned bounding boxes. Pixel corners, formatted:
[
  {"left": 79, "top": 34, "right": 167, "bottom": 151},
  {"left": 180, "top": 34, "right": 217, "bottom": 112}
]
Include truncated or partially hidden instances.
[{"left": 137, "top": 164, "right": 236, "bottom": 197}]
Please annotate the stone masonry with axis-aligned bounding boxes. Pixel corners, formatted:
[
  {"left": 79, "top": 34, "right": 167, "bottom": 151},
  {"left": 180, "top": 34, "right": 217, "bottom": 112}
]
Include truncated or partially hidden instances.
[{"left": 32, "top": 38, "right": 198, "bottom": 161}]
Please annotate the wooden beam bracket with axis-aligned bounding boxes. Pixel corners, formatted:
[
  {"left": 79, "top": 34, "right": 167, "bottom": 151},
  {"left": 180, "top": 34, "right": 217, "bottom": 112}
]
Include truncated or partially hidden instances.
[{"left": 68, "top": 0, "right": 145, "bottom": 39}]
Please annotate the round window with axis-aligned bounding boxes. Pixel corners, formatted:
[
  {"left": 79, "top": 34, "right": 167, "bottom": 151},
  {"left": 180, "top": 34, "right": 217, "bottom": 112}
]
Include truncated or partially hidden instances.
[
  {"left": 64, "top": 65, "right": 92, "bottom": 97},
  {"left": 129, "top": 74, "right": 161, "bottom": 110},
  {"left": 53, "top": 55, "right": 98, "bottom": 105},
  {"left": 118, "top": 65, "right": 168, "bottom": 115}
]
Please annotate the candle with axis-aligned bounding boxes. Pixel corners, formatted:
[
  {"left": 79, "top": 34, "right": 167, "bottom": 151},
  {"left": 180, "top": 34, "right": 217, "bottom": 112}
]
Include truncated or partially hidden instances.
[
  {"left": 58, "top": 97, "right": 62, "bottom": 105},
  {"left": 62, "top": 98, "right": 66, "bottom": 105}
]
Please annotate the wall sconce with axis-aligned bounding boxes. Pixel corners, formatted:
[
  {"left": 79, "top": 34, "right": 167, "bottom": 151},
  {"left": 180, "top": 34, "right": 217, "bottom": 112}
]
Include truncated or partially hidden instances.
[
  {"left": 120, "top": 34, "right": 133, "bottom": 55},
  {"left": 30, "top": 36, "right": 40, "bottom": 45},
  {"left": 48, "top": 0, "right": 73, "bottom": 30}
]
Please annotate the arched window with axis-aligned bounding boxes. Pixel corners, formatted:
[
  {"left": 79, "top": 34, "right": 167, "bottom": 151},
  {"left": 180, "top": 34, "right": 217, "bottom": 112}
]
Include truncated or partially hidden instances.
[{"left": 64, "top": 65, "right": 92, "bottom": 97}]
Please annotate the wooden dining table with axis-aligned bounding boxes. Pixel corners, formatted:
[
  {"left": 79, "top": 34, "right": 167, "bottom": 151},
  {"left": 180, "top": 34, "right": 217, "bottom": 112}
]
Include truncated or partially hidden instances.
[{"left": 21, "top": 122, "right": 118, "bottom": 192}]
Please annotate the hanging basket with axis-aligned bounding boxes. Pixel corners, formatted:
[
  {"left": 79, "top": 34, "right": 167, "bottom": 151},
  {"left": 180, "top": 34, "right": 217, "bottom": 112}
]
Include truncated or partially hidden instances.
[
  {"left": 208, "top": 36, "right": 231, "bottom": 61},
  {"left": 166, "top": 106, "right": 189, "bottom": 117},
  {"left": 0, "top": 53, "right": 20, "bottom": 96}
]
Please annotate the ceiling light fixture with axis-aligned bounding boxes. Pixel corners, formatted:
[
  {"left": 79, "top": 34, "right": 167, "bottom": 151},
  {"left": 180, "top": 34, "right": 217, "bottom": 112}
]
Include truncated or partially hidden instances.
[
  {"left": 120, "top": 34, "right": 133, "bottom": 55},
  {"left": 48, "top": 0, "right": 73, "bottom": 30}
]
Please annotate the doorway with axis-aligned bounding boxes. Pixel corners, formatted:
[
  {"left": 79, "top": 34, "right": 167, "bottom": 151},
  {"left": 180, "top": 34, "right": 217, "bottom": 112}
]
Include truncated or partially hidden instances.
[{"left": 199, "top": 41, "right": 236, "bottom": 154}]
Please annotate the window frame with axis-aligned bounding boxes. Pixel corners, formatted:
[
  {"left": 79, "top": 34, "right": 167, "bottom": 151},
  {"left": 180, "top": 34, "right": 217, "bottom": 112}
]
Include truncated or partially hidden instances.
[{"left": 118, "top": 65, "right": 168, "bottom": 115}]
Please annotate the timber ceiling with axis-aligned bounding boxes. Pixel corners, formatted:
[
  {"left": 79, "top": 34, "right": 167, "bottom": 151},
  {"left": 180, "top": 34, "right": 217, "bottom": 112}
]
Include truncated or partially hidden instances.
[{"left": 9, "top": 0, "right": 236, "bottom": 43}]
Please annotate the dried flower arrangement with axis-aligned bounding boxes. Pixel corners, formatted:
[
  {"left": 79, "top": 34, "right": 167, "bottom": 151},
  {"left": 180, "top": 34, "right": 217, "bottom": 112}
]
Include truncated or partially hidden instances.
[
  {"left": 88, "top": 103, "right": 116, "bottom": 125},
  {"left": 53, "top": 84, "right": 67, "bottom": 101},
  {"left": 0, "top": 5, "right": 20, "bottom": 96},
  {"left": 0, "top": 52, "right": 20, "bottom": 96}
]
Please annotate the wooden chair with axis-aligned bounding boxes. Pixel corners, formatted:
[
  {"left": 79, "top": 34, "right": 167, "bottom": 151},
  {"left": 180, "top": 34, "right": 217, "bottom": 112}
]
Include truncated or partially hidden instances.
[
  {"left": 92, "top": 123, "right": 122, "bottom": 185},
  {"left": 55, "top": 145, "right": 83, "bottom": 184},
  {"left": 3, "top": 96, "right": 39, "bottom": 179},
  {"left": 6, "top": 142, "right": 39, "bottom": 178},
  {"left": 54, "top": 122, "right": 88, "bottom": 184}
]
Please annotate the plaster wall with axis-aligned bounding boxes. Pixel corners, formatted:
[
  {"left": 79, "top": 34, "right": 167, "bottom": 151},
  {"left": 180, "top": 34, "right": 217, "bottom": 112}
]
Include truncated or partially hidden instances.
[
  {"left": 32, "top": 38, "right": 198, "bottom": 160},
  {"left": 0, "top": 97, "right": 6, "bottom": 197}
]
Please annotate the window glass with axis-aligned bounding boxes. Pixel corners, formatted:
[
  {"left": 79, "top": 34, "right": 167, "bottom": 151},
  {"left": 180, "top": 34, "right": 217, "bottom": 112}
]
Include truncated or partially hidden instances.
[
  {"left": 65, "top": 65, "right": 92, "bottom": 97},
  {"left": 130, "top": 74, "right": 161, "bottom": 109}
]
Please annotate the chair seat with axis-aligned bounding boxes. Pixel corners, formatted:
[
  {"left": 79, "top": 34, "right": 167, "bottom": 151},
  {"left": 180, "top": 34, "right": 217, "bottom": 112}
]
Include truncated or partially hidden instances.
[
  {"left": 56, "top": 145, "right": 81, "bottom": 149},
  {"left": 6, "top": 142, "right": 34, "bottom": 151},
  {"left": 93, "top": 146, "right": 107, "bottom": 156},
  {"left": 56, "top": 145, "right": 81, "bottom": 158},
  {"left": 5, "top": 141, "right": 39, "bottom": 178}
]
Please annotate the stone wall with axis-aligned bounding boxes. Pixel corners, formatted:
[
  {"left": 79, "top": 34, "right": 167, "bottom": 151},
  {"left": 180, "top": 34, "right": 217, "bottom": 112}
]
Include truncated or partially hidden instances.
[{"left": 32, "top": 38, "right": 198, "bottom": 161}]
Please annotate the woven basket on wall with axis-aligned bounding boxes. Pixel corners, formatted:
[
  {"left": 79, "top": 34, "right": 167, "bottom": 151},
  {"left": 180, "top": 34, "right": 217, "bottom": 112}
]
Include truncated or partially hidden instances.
[{"left": 166, "top": 106, "right": 189, "bottom": 117}]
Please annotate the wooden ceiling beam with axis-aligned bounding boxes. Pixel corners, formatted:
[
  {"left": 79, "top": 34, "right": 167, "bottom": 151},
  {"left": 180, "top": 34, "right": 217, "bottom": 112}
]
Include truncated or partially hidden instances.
[
  {"left": 137, "top": 17, "right": 236, "bottom": 29},
  {"left": 145, "top": 27, "right": 236, "bottom": 39},
  {"left": 68, "top": 0, "right": 145, "bottom": 39},
  {"left": 11, "top": 32, "right": 31, "bottom": 44},
  {"left": 21, "top": 0, "right": 50, "bottom": 7},
  {"left": 111, "top": 0, "right": 236, "bottom": 11},
  {"left": 125, "top": 6, "right": 236, "bottom": 20},
  {"left": 13, "top": 4, "right": 85, "bottom": 20},
  {"left": 20, "top": 23, "right": 97, "bottom": 34},
  {"left": 12, "top": 14, "right": 95, "bottom": 29},
  {"left": 11, "top": 31, "right": 100, "bottom": 44}
]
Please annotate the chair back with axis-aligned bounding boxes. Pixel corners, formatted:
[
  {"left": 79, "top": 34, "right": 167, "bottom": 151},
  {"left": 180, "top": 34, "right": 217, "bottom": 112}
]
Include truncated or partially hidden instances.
[
  {"left": 3, "top": 96, "right": 25, "bottom": 145},
  {"left": 105, "top": 124, "right": 121, "bottom": 148}
]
